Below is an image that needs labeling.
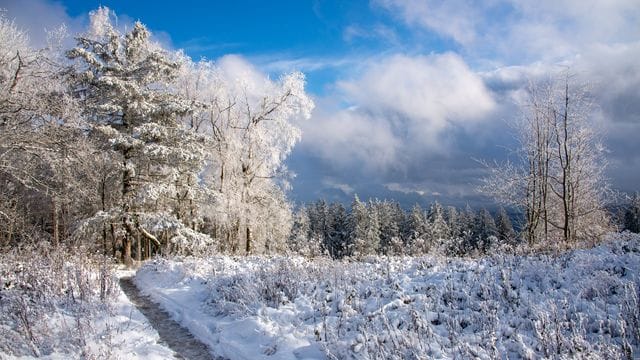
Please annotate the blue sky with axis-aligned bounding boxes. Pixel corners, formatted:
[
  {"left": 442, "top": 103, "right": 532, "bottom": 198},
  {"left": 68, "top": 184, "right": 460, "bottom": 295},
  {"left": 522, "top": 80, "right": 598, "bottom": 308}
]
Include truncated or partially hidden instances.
[{"left": 3, "top": 0, "right": 640, "bottom": 208}]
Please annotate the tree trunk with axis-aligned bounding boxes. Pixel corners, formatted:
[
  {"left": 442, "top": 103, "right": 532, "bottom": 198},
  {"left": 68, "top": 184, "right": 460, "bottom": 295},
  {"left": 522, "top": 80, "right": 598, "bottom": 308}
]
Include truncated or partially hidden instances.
[
  {"left": 245, "top": 226, "right": 251, "bottom": 253},
  {"left": 52, "top": 197, "right": 59, "bottom": 247},
  {"left": 123, "top": 235, "right": 133, "bottom": 268},
  {"left": 136, "top": 233, "right": 142, "bottom": 262}
]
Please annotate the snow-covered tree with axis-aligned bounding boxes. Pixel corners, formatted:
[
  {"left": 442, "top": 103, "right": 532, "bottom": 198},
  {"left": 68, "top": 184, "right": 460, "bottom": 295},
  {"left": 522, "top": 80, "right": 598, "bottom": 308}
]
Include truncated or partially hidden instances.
[
  {"left": 0, "top": 12, "right": 91, "bottom": 248},
  {"left": 481, "top": 74, "right": 611, "bottom": 247},
  {"left": 180, "top": 55, "right": 313, "bottom": 254},
  {"left": 348, "top": 195, "right": 376, "bottom": 257},
  {"left": 327, "top": 202, "right": 348, "bottom": 258},
  {"left": 67, "top": 7, "right": 210, "bottom": 264},
  {"left": 427, "top": 201, "right": 451, "bottom": 253},
  {"left": 623, "top": 193, "right": 640, "bottom": 233},
  {"left": 288, "top": 205, "right": 322, "bottom": 256},
  {"left": 471, "top": 208, "right": 498, "bottom": 253},
  {"left": 495, "top": 206, "right": 516, "bottom": 245},
  {"left": 377, "top": 200, "right": 402, "bottom": 255},
  {"left": 406, "top": 204, "right": 429, "bottom": 255}
]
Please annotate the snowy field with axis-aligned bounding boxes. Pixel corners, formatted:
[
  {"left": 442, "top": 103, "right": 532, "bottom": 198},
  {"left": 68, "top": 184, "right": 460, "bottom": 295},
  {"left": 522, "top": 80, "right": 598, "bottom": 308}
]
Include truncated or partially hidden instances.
[{"left": 135, "top": 233, "right": 640, "bottom": 359}]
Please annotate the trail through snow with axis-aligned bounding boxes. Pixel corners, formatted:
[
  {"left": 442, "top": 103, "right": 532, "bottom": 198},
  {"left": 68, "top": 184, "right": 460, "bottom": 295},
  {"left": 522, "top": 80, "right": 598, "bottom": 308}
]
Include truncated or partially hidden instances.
[{"left": 119, "top": 277, "right": 221, "bottom": 360}]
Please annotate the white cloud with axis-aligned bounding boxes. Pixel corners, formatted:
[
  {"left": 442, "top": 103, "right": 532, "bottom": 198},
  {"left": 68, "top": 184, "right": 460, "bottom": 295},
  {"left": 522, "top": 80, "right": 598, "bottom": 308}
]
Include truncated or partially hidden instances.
[
  {"left": 322, "top": 178, "right": 355, "bottom": 195},
  {"left": 301, "top": 103, "right": 402, "bottom": 172},
  {"left": 338, "top": 53, "right": 495, "bottom": 141},
  {"left": 375, "top": 0, "right": 480, "bottom": 46},
  {"left": 376, "top": 0, "right": 640, "bottom": 64},
  {"left": 1, "top": 0, "right": 85, "bottom": 48},
  {"left": 385, "top": 183, "right": 426, "bottom": 196},
  {"left": 300, "top": 53, "right": 496, "bottom": 175}
]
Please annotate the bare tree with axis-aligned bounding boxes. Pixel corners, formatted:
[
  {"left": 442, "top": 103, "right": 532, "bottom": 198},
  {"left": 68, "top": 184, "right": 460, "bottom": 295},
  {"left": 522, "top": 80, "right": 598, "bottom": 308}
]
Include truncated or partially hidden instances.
[{"left": 481, "top": 74, "right": 611, "bottom": 247}]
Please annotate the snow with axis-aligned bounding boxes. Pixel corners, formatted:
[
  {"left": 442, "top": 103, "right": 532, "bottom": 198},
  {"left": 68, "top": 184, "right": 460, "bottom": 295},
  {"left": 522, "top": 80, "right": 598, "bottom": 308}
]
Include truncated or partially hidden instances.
[
  {"left": 1, "top": 261, "right": 176, "bottom": 359},
  {"left": 134, "top": 232, "right": 640, "bottom": 359}
]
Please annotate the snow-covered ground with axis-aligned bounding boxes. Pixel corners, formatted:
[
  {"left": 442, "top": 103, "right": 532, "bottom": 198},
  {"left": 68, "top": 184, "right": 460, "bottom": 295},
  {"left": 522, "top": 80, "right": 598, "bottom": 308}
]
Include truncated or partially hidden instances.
[
  {"left": 0, "top": 247, "right": 176, "bottom": 359},
  {"left": 135, "top": 232, "right": 640, "bottom": 359}
]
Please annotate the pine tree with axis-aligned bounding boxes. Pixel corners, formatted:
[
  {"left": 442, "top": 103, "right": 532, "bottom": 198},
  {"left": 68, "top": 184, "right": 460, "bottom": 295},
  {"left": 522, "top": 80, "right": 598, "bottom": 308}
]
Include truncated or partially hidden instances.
[
  {"left": 472, "top": 208, "right": 498, "bottom": 253},
  {"left": 328, "top": 202, "right": 348, "bottom": 258},
  {"left": 348, "top": 195, "right": 370, "bottom": 257},
  {"left": 428, "top": 201, "right": 451, "bottom": 253},
  {"left": 67, "top": 7, "right": 210, "bottom": 263},
  {"left": 624, "top": 193, "right": 640, "bottom": 233},
  {"left": 406, "top": 204, "right": 428, "bottom": 255},
  {"left": 495, "top": 206, "right": 516, "bottom": 245},
  {"left": 374, "top": 200, "right": 398, "bottom": 255},
  {"left": 288, "top": 205, "right": 321, "bottom": 256}
]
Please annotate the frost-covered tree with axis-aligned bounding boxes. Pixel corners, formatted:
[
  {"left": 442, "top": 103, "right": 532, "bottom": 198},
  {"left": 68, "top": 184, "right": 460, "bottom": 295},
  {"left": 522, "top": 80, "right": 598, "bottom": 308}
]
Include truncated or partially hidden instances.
[
  {"left": 406, "top": 204, "right": 429, "bottom": 255},
  {"left": 471, "top": 208, "right": 498, "bottom": 253},
  {"left": 327, "top": 202, "right": 348, "bottom": 258},
  {"left": 495, "top": 206, "right": 516, "bottom": 245},
  {"left": 67, "top": 8, "right": 210, "bottom": 264},
  {"left": 0, "top": 12, "right": 90, "bottom": 248},
  {"left": 624, "top": 193, "right": 640, "bottom": 233},
  {"left": 377, "top": 200, "right": 402, "bottom": 255},
  {"left": 427, "top": 201, "right": 450, "bottom": 253},
  {"left": 481, "top": 74, "right": 611, "bottom": 246},
  {"left": 348, "top": 195, "right": 377, "bottom": 257},
  {"left": 288, "top": 205, "right": 322, "bottom": 256},
  {"left": 180, "top": 55, "right": 313, "bottom": 254}
]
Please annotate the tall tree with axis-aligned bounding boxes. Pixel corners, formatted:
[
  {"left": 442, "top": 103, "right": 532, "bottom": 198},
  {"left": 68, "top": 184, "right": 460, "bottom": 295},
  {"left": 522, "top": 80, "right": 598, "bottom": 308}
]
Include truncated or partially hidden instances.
[
  {"left": 67, "top": 8, "right": 210, "bottom": 264},
  {"left": 471, "top": 208, "right": 498, "bottom": 253},
  {"left": 181, "top": 55, "right": 313, "bottom": 254},
  {"left": 348, "top": 195, "right": 376, "bottom": 257},
  {"left": 0, "top": 13, "right": 88, "bottom": 248},
  {"left": 624, "top": 192, "right": 640, "bottom": 233},
  {"left": 427, "top": 201, "right": 451, "bottom": 253},
  {"left": 481, "top": 74, "right": 611, "bottom": 247},
  {"left": 495, "top": 206, "right": 516, "bottom": 245},
  {"left": 406, "top": 204, "right": 428, "bottom": 255}
]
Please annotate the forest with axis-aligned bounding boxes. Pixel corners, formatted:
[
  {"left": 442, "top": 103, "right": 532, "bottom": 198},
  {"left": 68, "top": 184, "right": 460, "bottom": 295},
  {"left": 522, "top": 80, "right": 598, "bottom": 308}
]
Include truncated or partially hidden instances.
[{"left": 1, "top": 6, "right": 640, "bottom": 359}]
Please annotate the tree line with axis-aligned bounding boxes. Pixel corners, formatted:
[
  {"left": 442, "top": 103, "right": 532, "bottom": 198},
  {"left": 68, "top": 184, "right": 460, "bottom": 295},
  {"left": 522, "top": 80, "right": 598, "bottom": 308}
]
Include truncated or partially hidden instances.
[{"left": 288, "top": 196, "right": 517, "bottom": 258}]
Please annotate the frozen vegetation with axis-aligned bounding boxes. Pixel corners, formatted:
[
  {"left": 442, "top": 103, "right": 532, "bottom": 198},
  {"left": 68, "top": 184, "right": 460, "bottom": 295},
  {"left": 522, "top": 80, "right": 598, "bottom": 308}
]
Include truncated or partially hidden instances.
[
  {"left": 2, "top": 4, "right": 640, "bottom": 359},
  {"left": 0, "top": 244, "right": 177, "bottom": 359},
  {"left": 132, "top": 232, "right": 640, "bottom": 359}
]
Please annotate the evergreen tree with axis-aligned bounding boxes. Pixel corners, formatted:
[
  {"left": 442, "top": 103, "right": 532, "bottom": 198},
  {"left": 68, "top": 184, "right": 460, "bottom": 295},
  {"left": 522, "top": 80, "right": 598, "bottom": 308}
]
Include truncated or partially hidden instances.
[
  {"left": 472, "top": 208, "right": 498, "bottom": 253},
  {"left": 328, "top": 202, "right": 348, "bottom": 258},
  {"left": 428, "top": 201, "right": 451, "bottom": 253},
  {"left": 624, "top": 193, "right": 640, "bottom": 233},
  {"left": 406, "top": 204, "right": 428, "bottom": 255},
  {"left": 458, "top": 205, "right": 476, "bottom": 255},
  {"left": 495, "top": 206, "right": 516, "bottom": 245},
  {"left": 67, "top": 7, "right": 210, "bottom": 263},
  {"left": 348, "top": 195, "right": 370, "bottom": 257},
  {"left": 376, "top": 200, "right": 400, "bottom": 255},
  {"left": 288, "top": 205, "right": 317, "bottom": 255}
]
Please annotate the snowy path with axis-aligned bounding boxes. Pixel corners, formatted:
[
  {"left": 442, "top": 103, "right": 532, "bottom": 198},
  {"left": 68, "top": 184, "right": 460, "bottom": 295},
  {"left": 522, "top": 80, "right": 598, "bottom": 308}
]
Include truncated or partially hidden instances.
[{"left": 119, "top": 277, "right": 221, "bottom": 360}]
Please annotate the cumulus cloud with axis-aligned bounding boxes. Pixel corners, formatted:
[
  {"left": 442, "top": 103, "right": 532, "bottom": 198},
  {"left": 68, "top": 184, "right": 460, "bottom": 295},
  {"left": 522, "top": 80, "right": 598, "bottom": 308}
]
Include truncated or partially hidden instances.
[
  {"left": 338, "top": 53, "right": 495, "bottom": 142},
  {"left": 376, "top": 0, "right": 640, "bottom": 63},
  {"left": 299, "top": 53, "right": 496, "bottom": 178},
  {"left": 1, "top": 0, "right": 85, "bottom": 47},
  {"left": 300, "top": 102, "right": 402, "bottom": 172}
]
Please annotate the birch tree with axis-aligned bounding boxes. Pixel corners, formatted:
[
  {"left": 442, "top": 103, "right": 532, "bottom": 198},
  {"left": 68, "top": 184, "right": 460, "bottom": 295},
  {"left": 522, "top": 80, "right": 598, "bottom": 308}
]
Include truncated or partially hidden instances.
[
  {"left": 179, "top": 56, "right": 313, "bottom": 254},
  {"left": 481, "top": 74, "right": 611, "bottom": 246}
]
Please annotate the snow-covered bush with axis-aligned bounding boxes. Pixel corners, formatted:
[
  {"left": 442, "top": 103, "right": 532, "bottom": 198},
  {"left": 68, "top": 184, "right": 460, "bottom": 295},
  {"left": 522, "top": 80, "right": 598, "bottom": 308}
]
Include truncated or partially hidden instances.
[
  {"left": 0, "top": 243, "right": 117, "bottom": 357},
  {"left": 137, "top": 232, "right": 640, "bottom": 359}
]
